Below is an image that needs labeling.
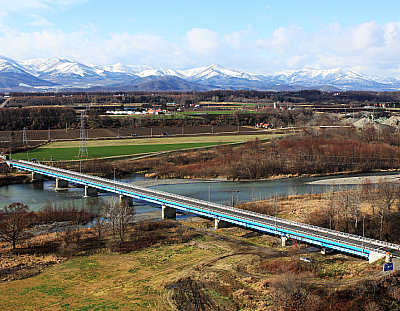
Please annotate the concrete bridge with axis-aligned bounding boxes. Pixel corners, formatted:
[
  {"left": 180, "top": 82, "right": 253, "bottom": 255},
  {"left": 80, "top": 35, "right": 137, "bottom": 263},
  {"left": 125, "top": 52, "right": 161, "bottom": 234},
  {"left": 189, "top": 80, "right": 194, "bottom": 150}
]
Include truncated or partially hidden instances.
[{"left": 7, "top": 159, "right": 400, "bottom": 263}]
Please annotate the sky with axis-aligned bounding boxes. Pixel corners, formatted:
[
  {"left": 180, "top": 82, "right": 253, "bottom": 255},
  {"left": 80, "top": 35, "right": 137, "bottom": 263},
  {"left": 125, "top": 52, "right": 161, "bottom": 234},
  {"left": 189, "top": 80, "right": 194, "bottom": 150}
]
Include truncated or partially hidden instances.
[{"left": 1, "top": 0, "right": 400, "bottom": 78}]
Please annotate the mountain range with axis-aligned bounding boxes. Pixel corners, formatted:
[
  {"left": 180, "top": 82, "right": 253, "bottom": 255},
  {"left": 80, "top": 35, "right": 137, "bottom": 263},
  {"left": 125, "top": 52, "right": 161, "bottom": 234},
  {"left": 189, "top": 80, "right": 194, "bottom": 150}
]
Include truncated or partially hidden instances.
[{"left": 1, "top": 56, "right": 400, "bottom": 92}]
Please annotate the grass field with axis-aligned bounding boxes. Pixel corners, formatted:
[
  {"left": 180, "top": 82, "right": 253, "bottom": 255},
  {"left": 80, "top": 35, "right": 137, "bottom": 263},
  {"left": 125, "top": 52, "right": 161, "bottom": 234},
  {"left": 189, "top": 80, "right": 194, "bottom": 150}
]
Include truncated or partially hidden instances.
[
  {"left": 12, "top": 134, "right": 275, "bottom": 161},
  {"left": 0, "top": 236, "right": 224, "bottom": 310},
  {"left": 13, "top": 142, "right": 222, "bottom": 161},
  {"left": 0, "top": 218, "right": 380, "bottom": 311}
]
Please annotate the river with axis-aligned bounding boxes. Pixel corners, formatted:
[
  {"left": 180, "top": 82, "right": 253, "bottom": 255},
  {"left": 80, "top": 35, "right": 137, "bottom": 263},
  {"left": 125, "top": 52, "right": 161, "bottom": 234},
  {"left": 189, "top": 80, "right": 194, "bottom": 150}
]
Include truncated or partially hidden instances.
[{"left": 0, "top": 171, "right": 398, "bottom": 213}]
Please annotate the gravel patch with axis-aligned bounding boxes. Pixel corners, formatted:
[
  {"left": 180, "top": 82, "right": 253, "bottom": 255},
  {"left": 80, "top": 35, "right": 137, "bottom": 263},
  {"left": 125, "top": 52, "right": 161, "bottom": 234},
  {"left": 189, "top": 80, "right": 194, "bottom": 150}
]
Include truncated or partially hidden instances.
[{"left": 306, "top": 174, "right": 400, "bottom": 185}]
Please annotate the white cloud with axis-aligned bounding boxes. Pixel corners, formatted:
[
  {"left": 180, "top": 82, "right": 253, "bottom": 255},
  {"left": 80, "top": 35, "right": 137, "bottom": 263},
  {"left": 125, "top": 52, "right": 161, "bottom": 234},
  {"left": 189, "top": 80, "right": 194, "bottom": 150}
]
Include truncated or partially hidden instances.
[
  {"left": 1, "top": 21, "right": 400, "bottom": 78},
  {"left": 30, "top": 17, "right": 54, "bottom": 27},
  {"left": 186, "top": 28, "right": 224, "bottom": 56},
  {"left": 0, "top": 0, "right": 88, "bottom": 11}
]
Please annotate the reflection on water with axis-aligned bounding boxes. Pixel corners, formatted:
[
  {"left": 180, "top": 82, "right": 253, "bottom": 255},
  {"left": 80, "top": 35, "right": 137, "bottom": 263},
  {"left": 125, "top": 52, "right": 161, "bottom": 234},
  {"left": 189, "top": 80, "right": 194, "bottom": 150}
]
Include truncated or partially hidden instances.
[{"left": 0, "top": 171, "right": 397, "bottom": 212}]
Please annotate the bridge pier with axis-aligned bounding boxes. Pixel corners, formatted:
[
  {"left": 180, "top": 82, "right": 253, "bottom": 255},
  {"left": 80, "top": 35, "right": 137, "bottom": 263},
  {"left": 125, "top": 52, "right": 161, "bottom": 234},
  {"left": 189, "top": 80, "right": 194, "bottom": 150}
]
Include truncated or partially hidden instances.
[
  {"left": 281, "top": 236, "right": 288, "bottom": 247},
  {"left": 214, "top": 219, "right": 230, "bottom": 229},
  {"left": 55, "top": 178, "right": 68, "bottom": 190},
  {"left": 162, "top": 204, "right": 176, "bottom": 220},
  {"left": 119, "top": 195, "right": 133, "bottom": 206},
  {"left": 32, "top": 172, "right": 44, "bottom": 182},
  {"left": 84, "top": 186, "right": 98, "bottom": 197}
]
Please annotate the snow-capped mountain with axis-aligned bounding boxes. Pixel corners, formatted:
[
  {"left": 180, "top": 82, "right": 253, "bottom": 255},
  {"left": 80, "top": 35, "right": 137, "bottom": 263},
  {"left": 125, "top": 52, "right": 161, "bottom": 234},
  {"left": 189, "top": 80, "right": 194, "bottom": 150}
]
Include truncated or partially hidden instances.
[
  {"left": 0, "top": 56, "right": 58, "bottom": 89},
  {"left": 2, "top": 56, "right": 400, "bottom": 92},
  {"left": 0, "top": 56, "right": 29, "bottom": 74},
  {"left": 272, "top": 68, "right": 400, "bottom": 90}
]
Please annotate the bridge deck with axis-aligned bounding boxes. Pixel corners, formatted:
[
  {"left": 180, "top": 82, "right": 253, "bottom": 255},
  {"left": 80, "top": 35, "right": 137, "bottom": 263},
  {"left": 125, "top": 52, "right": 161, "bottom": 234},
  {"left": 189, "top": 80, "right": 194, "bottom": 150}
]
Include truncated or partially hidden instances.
[{"left": 8, "top": 159, "right": 400, "bottom": 260}]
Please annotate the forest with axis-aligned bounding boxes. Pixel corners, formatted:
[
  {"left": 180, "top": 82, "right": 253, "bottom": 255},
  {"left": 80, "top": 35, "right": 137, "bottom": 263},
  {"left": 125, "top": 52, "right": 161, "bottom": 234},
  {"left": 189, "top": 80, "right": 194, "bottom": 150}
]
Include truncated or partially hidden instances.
[
  {"left": 0, "top": 105, "right": 315, "bottom": 131},
  {"left": 4, "top": 89, "right": 400, "bottom": 107}
]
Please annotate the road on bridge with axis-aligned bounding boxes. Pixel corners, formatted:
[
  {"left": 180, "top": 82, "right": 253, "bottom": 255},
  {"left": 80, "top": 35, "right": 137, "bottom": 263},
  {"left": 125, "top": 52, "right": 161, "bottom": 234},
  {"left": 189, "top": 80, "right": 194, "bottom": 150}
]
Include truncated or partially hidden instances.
[{"left": 8, "top": 159, "right": 400, "bottom": 261}]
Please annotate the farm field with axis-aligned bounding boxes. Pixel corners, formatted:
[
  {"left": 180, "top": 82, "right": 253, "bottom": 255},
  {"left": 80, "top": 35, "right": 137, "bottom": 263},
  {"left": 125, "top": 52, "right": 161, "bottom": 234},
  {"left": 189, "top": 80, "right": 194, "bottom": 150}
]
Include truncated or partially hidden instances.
[
  {"left": 12, "top": 142, "right": 222, "bottom": 161},
  {"left": 11, "top": 133, "right": 276, "bottom": 161},
  {"left": 0, "top": 125, "right": 263, "bottom": 143}
]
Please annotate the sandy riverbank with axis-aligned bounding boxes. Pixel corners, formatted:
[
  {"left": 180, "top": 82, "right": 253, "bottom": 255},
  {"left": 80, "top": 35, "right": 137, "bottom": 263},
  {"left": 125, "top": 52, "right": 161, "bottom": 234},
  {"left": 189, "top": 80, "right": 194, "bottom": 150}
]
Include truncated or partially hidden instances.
[{"left": 306, "top": 173, "right": 400, "bottom": 185}]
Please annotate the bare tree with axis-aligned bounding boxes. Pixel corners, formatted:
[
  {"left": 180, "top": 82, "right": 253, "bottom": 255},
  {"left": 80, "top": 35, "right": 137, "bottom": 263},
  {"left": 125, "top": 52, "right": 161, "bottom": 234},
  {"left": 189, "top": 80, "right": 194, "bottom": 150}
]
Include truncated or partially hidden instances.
[
  {"left": 91, "top": 201, "right": 109, "bottom": 245},
  {"left": 0, "top": 203, "right": 35, "bottom": 249},
  {"left": 114, "top": 202, "right": 135, "bottom": 242},
  {"left": 104, "top": 197, "right": 135, "bottom": 243}
]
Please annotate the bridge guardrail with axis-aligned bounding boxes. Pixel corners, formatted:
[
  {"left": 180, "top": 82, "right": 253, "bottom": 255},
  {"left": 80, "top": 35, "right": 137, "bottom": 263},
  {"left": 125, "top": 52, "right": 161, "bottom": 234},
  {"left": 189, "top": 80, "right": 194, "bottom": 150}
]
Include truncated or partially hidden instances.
[{"left": 10, "top": 160, "right": 399, "bottom": 254}]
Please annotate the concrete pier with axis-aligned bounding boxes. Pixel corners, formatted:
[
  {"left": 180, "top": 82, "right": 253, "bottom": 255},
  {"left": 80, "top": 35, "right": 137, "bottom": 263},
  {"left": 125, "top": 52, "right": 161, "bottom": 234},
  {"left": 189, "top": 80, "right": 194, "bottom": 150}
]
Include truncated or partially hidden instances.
[
  {"left": 281, "top": 236, "right": 288, "bottom": 247},
  {"left": 55, "top": 178, "right": 68, "bottom": 190},
  {"left": 32, "top": 172, "right": 44, "bottom": 182},
  {"left": 162, "top": 204, "right": 176, "bottom": 220},
  {"left": 84, "top": 186, "right": 98, "bottom": 197},
  {"left": 214, "top": 219, "right": 230, "bottom": 229},
  {"left": 119, "top": 195, "right": 133, "bottom": 206}
]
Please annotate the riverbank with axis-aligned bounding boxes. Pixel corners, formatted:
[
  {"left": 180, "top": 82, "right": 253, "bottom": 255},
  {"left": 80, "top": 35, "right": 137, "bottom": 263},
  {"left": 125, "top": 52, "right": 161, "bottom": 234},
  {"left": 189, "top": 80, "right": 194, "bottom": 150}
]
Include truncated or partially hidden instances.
[
  {"left": 306, "top": 173, "right": 400, "bottom": 185},
  {"left": 0, "top": 174, "right": 30, "bottom": 187}
]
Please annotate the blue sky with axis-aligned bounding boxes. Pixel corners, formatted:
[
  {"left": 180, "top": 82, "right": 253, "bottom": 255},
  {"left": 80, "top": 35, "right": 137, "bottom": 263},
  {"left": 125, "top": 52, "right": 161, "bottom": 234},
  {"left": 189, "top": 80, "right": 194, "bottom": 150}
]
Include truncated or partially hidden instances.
[{"left": 1, "top": 0, "right": 400, "bottom": 77}]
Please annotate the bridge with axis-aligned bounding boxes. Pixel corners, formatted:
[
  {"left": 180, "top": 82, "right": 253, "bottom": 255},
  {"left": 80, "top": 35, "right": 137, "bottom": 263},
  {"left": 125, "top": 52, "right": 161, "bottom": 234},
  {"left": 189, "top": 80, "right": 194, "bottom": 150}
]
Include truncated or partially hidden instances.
[{"left": 7, "top": 159, "right": 400, "bottom": 263}]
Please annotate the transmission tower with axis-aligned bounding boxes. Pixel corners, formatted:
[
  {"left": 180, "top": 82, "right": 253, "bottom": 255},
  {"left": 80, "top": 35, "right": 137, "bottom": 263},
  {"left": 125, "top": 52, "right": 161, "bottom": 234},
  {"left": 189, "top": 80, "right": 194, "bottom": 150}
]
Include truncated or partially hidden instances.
[
  {"left": 78, "top": 111, "right": 88, "bottom": 157},
  {"left": 22, "top": 127, "right": 28, "bottom": 145}
]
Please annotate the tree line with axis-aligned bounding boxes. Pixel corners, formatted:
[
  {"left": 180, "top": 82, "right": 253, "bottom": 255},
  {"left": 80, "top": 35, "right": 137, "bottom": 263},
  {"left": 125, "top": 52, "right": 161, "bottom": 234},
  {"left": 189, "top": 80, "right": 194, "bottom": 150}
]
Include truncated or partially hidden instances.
[
  {"left": 0, "top": 106, "right": 315, "bottom": 131},
  {"left": 0, "top": 198, "right": 135, "bottom": 250}
]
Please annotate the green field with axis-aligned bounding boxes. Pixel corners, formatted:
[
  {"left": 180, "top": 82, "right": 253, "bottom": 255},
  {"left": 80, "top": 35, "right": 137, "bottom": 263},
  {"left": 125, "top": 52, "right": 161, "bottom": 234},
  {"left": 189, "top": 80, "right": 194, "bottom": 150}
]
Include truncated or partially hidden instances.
[
  {"left": 12, "top": 133, "right": 276, "bottom": 161},
  {"left": 13, "top": 142, "right": 224, "bottom": 161}
]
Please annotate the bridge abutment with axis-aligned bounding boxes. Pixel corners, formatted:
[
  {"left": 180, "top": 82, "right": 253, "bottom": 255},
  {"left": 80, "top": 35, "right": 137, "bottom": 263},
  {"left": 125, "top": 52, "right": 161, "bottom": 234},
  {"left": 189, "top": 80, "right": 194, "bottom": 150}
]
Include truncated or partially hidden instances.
[
  {"left": 84, "top": 186, "right": 98, "bottom": 197},
  {"left": 369, "top": 251, "right": 386, "bottom": 263},
  {"left": 162, "top": 204, "right": 176, "bottom": 220},
  {"left": 32, "top": 172, "right": 44, "bottom": 182},
  {"left": 119, "top": 195, "right": 133, "bottom": 206},
  {"left": 55, "top": 178, "right": 68, "bottom": 190}
]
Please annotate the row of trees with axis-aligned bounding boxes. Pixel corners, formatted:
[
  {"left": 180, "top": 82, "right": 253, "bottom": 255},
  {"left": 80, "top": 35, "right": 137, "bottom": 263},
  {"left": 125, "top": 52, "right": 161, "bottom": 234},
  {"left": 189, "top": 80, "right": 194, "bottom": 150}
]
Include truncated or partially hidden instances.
[
  {"left": 136, "top": 125, "right": 400, "bottom": 180},
  {"left": 0, "top": 107, "right": 78, "bottom": 131},
  {"left": 0, "top": 198, "right": 135, "bottom": 249},
  {"left": 0, "top": 105, "right": 316, "bottom": 131},
  {"left": 243, "top": 179, "right": 400, "bottom": 243},
  {"left": 7, "top": 90, "right": 400, "bottom": 105}
]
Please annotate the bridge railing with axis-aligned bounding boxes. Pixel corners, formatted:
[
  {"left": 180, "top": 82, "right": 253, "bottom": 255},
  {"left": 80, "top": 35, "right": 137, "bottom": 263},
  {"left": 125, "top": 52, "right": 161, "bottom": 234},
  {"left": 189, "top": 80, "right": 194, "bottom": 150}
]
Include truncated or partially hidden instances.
[{"left": 11, "top": 160, "right": 400, "bottom": 253}]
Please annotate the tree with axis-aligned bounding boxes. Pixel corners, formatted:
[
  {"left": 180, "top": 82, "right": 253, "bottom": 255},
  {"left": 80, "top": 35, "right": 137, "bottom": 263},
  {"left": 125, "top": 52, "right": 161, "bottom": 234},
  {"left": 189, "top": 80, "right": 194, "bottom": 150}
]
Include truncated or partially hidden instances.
[
  {"left": 0, "top": 203, "right": 35, "bottom": 249},
  {"left": 113, "top": 202, "right": 135, "bottom": 243},
  {"left": 91, "top": 203, "right": 109, "bottom": 245}
]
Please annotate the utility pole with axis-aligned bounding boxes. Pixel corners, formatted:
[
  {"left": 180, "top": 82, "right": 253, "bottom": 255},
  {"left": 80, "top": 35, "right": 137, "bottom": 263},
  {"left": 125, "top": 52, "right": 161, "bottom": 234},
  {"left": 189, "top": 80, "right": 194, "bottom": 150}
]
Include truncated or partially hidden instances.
[
  {"left": 114, "top": 168, "right": 116, "bottom": 190},
  {"left": 362, "top": 216, "right": 365, "bottom": 251},
  {"left": 22, "top": 127, "right": 28, "bottom": 145}
]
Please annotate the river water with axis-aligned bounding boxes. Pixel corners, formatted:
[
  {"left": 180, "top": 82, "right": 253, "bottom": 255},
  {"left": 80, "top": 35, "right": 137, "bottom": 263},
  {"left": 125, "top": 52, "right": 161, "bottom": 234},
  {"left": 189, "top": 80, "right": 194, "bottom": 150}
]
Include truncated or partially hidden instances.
[{"left": 0, "top": 172, "right": 396, "bottom": 213}]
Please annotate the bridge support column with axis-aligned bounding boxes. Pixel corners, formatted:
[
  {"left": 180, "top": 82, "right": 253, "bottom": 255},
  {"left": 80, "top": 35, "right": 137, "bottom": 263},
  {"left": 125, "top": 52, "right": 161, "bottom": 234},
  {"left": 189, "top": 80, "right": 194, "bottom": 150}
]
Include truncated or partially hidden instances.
[
  {"left": 84, "top": 186, "right": 97, "bottom": 197},
  {"left": 281, "top": 236, "right": 288, "bottom": 247},
  {"left": 32, "top": 172, "right": 44, "bottom": 182},
  {"left": 162, "top": 204, "right": 176, "bottom": 220},
  {"left": 55, "top": 178, "right": 68, "bottom": 190},
  {"left": 369, "top": 251, "right": 385, "bottom": 263},
  {"left": 214, "top": 219, "right": 230, "bottom": 229},
  {"left": 119, "top": 195, "right": 133, "bottom": 206}
]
